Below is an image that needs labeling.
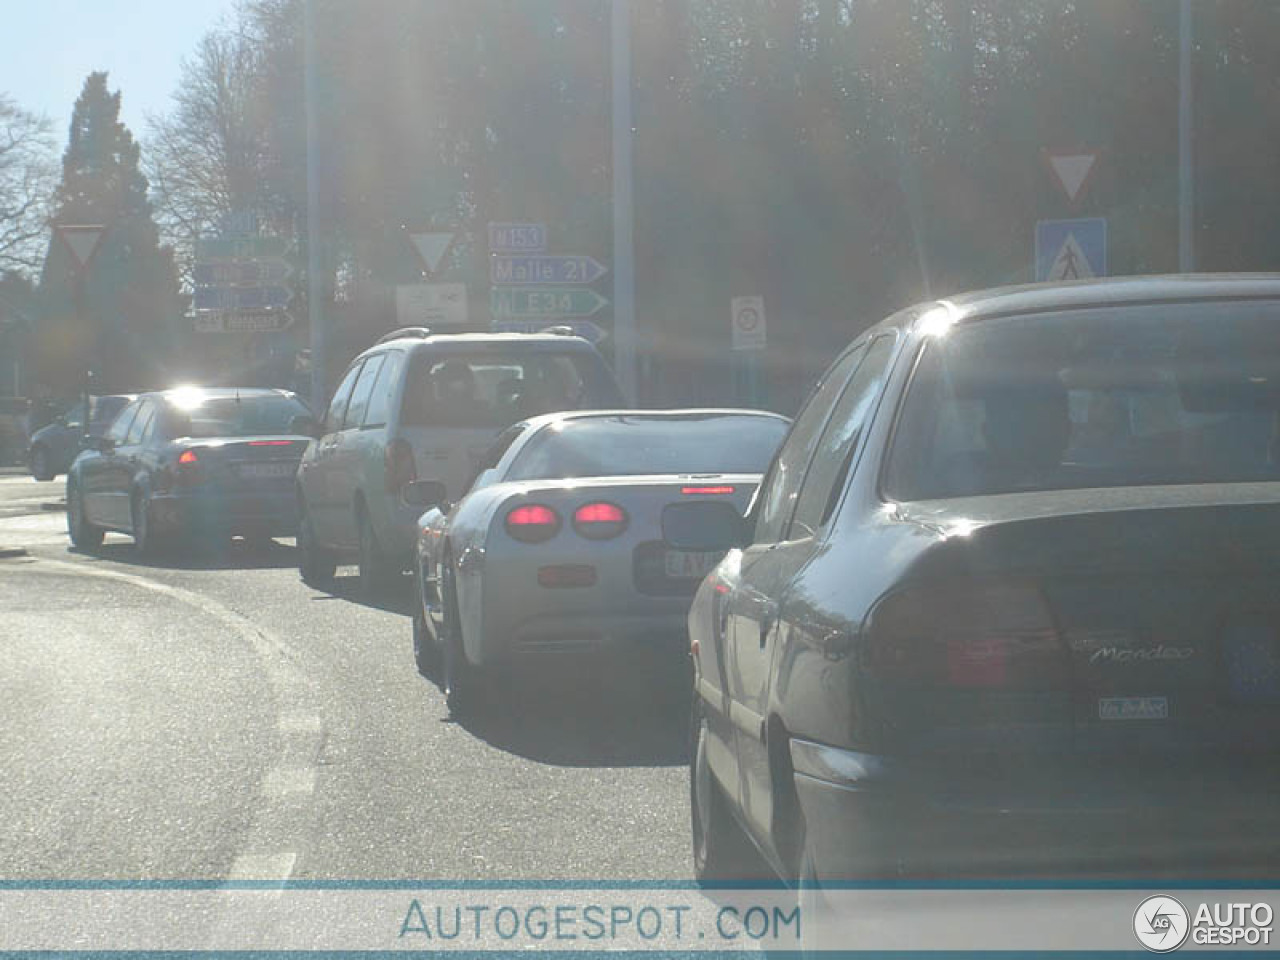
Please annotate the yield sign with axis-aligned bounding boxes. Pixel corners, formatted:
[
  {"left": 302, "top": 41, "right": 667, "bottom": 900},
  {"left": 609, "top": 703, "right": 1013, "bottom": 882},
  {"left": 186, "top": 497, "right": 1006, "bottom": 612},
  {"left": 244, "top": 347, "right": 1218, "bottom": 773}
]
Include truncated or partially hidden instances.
[
  {"left": 408, "top": 231, "right": 454, "bottom": 276},
  {"left": 56, "top": 224, "right": 106, "bottom": 272},
  {"left": 1043, "top": 149, "right": 1099, "bottom": 206}
]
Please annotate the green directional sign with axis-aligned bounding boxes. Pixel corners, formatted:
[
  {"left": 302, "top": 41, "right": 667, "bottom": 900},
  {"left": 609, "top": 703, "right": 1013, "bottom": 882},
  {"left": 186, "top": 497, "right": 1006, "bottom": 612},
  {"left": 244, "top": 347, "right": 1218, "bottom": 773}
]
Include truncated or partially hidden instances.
[
  {"left": 490, "top": 286, "right": 609, "bottom": 318},
  {"left": 194, "top": 235, "right": 291, "bottom": 260}
]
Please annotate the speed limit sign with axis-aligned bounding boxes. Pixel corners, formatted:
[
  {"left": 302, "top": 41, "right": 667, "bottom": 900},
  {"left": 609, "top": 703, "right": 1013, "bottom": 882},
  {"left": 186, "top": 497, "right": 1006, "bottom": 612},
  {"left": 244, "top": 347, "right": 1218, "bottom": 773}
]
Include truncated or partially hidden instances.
[{"left": 731, "top": 295, "right": 767, "bottom": 351}]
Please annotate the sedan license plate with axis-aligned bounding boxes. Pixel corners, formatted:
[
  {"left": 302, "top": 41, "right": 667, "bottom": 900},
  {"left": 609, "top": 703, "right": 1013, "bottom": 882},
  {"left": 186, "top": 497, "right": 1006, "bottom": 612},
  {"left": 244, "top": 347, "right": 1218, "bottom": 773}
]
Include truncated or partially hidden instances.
[
  {"left": 663, "top": 549, "right": 721, "bottom": 580},
  {"left": 238, "top": 461, "right": 295, "bottom": 480}
]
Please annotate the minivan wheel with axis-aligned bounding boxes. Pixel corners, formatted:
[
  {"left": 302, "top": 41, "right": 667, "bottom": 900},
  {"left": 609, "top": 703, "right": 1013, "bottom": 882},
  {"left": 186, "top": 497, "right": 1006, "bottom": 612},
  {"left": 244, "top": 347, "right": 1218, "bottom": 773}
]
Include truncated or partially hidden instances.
[
  {"left": 67, "top": 481, "right": 103, "bottom": 549},
  {"left": 297, "top": 504, "right": 336, "bottom": 585},
  {"left": 31, "top": 446, "right": 54, "bottom": 482},
  {"left": 691, "top": 699, "right": 758, "bottom": 884},
  {"left": 356, "top": 509, "right": 396, "bottom": 598}
]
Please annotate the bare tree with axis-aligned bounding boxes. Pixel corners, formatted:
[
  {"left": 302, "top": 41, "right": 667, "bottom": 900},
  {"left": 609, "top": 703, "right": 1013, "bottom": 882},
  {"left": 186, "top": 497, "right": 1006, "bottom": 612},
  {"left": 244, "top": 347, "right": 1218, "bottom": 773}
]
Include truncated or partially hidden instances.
[
  {"left": 0, "top": 95, "right": 57, "bottom": 274},
  {"left": 146, "top": 28, "right": 276, "bottom": 284}
]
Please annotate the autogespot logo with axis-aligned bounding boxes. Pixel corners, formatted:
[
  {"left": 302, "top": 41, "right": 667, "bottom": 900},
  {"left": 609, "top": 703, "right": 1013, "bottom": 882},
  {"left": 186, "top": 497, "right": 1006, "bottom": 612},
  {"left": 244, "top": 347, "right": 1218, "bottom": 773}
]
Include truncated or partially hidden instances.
[{"left": 1134, "top": 895, "right": 1191, "bottom": 953}]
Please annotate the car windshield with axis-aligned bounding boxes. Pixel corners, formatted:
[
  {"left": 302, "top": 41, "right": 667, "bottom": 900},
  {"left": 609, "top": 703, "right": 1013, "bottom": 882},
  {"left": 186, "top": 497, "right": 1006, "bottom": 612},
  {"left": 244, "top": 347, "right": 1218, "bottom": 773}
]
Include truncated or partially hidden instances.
[
  {"left": 885, "top": 302, "right": 1280, "bottom": 500},
  {"left": 508, "top": 414, "right": 789, "bottom": 480},
  {"left": 168, "top": 394, "right": 308, "bottom": 439},
  {"left": 400, "top": 351, "right": 616, "bottom": 429}
]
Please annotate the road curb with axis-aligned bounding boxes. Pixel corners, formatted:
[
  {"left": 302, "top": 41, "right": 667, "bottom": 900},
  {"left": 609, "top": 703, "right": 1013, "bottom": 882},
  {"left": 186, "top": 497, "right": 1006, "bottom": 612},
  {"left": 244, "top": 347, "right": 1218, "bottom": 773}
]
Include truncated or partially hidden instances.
[
  {"left": 40, "top": 501, "right": 67, "bottom": 512},
  {"left": 0, "top": 546, "right": 29, "bottom": 559}
]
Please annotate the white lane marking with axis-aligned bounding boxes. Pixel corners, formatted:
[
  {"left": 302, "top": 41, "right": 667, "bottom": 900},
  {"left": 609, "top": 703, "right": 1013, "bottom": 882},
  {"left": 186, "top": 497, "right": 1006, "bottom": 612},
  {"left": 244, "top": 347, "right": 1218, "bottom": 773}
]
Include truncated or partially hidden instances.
[
  {"left": 226, "top": 852, "right": 297, "bottom": 885},
  {"left": 277, "top": 712, "right": 322, "bottom": 733},
  {"left": 262, "top": 768, "right": 316, "bottom": 798}
]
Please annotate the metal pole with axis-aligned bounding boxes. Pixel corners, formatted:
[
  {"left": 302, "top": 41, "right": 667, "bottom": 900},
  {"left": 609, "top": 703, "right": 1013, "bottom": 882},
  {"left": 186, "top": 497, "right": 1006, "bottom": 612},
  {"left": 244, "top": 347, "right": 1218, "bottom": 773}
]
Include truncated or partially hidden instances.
[
  {"left": 304, "top": 0, "right": 328, "bottom": 413},
  {"left": 1178, "top": 0, "right": 1194, "bottom": 273},
  {"left": 611, "top": 0, "right": 637, "bottom": 403}
]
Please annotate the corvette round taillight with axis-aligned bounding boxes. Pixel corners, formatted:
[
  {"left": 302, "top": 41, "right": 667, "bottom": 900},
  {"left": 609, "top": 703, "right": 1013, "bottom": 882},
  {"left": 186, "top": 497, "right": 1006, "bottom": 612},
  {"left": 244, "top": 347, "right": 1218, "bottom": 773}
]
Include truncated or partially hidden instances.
[
  {"left": 572, "top": 502, "right": 628, "bottom": 540},
  {"left": 505, "top": 504, "right": 561, "bottom": 543}
]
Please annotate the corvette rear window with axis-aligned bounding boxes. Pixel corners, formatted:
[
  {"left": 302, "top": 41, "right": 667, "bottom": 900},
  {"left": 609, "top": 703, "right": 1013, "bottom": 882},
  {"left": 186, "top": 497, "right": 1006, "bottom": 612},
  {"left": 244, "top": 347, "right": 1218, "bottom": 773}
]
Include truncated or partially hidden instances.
[
  {"left": 885, "top": 301, "right": 1280, "bottom": 500},
  {"left": 508, "top": 414, "right": 789, "bottom": 480}
]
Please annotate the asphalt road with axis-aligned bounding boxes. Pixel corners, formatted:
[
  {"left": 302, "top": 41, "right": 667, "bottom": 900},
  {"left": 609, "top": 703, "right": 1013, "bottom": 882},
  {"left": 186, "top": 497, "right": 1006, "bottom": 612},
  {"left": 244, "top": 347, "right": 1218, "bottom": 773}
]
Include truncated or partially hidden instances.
[{"left": 0, "top": 490, "right": 691, "bottom": 883}]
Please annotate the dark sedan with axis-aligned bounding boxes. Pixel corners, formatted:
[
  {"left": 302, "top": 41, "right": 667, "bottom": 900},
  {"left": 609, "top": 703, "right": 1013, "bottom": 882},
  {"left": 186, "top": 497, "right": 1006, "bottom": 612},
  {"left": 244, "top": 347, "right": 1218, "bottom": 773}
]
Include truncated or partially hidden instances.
[
  {"left": 28, "top": 394, "right": 135, "bottom": 480},
  {"left": 66, "top": 387, "right": 313, "bottom": 554},
  {"left": 671, "top": 275, "right": 1280, "bottom": 889}
]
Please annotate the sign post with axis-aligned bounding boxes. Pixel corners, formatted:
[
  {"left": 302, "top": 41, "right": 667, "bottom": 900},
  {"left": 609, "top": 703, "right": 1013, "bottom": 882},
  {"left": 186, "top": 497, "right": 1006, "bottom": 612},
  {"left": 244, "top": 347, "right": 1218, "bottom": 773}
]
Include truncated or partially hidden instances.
[{"left": 54, "top": 224, "right": 106, "bottom": 418}]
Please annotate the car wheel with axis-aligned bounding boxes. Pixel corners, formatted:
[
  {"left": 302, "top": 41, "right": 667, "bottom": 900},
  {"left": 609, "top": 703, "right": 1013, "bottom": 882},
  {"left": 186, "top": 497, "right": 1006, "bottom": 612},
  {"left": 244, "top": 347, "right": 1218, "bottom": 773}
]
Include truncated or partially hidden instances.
[
  {"left": 356, "top": 509, "right": 396, "bottom": 598},
  {"left": 66, "top": 481, "right": 103, "bottom": 550},
  {"left": 297, "top": 503, "right": 336, "bottom": 585},
  {"left": 691, "top": 698, "right": 758, "bottom": 884},
  {"left": 31, "top": 445, "right": 54, "bottom": 482},
  {"left": 441, "top": 561, "right": 481, "bottom": 716},
  {"left": 412, "top": 591, "right": 440, "bottom": 678},
  {"left": 131, "top": 492, "right": 165, "bottom": 558}
]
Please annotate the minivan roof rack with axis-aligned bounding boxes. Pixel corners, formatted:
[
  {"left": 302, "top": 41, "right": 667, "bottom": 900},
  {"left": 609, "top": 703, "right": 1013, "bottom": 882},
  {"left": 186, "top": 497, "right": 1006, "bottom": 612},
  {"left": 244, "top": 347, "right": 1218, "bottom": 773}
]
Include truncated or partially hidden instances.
[
  {"left": 539, "top": 325, "right": 577, "bottom": 337},
  {"left": 376, "top": 326, "right": 432, "bottom": 345}
]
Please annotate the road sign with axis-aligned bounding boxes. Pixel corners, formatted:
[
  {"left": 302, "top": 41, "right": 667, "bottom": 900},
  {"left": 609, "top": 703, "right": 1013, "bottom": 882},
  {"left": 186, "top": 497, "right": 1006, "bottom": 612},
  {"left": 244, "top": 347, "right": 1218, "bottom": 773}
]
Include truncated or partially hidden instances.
[
  {"left": 193, "top": 285, "right": 293, "bottom": 312},
  {"left": 731, "top": 295, "right": 767, "bottom": 351},
  {"left": 194, "top": 236, "right": 290, "bottom": 260},
  {"left": 490, "top": 286, "right": 608, "bottom": 318},
  {"left": 55, "top": 224, "right": 106, "bottom": 272},
  {"left": 490, "top": 254, "right": 608, "bottom": 285},
  {"left": 1035, "top": 218, "right": 1107, "bottom": 281},
  {"left": 1043, "top": 149, "right": 1100, "bottom": 207},
  {"left": 192, "top": 258, "right": 293, "bottom": 286},
  {"left": 487, "top": 222, "right": 547, "bottom": 253},
  {"left": 407, "top": 232, "right": 454, "bottom": 276},
  {"left": 491, "top": 319, "right": 607, "bottom": 343},
  {"left": 396, "top": 283, "right": 468, "bottom": 327},
  {"left": 194, "top": 312, "right": 295, "bottom": 334}
]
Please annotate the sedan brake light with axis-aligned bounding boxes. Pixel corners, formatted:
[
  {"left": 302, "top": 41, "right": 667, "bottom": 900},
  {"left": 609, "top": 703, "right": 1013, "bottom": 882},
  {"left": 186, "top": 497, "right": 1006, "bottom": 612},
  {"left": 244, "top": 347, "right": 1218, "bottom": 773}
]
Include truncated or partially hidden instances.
[
  {"left": 249, "top": 440, "right": 293, "bottom": 446},
  {"left": 572, "top": 502, "right": 628, "bottom": 540},
  {"left": 505, "top": 504, "right": 560, "bottom": 543},
  {"left": 178, "top": 449, "right": 199, "bottom": 465}
]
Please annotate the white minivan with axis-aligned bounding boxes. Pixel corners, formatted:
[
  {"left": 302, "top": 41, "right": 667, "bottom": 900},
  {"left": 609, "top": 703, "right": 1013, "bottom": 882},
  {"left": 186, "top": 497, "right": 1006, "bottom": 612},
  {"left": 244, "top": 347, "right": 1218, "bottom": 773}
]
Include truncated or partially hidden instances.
[{"left": 295, "top": 329, "right": 626, "bottom": 595}]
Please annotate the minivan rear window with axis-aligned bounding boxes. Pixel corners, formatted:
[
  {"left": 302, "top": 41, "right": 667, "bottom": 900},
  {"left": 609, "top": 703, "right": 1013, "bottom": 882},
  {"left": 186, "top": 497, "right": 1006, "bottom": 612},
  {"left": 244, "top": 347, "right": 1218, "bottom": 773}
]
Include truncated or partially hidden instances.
[{"left": 400, "top": 351, "right": 620, "bottom": 429}]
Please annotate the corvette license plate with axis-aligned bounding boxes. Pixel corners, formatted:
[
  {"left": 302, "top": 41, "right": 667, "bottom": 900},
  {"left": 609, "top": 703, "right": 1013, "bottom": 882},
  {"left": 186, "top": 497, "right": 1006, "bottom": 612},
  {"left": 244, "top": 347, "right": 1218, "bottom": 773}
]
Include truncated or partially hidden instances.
[
  {"left": 663, "top": 550, "right": 721, "bottom": 580},
  {"left": 239, "top": 462, "right": 295, "bottom": 480}
]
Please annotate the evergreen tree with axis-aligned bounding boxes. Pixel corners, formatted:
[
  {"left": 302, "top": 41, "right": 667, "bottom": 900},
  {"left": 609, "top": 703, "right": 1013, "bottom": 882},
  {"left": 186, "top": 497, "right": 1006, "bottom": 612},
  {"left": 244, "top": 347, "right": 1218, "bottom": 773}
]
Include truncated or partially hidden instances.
[{"left": 36, "top": 72, "right": 178, "bottom": 395}]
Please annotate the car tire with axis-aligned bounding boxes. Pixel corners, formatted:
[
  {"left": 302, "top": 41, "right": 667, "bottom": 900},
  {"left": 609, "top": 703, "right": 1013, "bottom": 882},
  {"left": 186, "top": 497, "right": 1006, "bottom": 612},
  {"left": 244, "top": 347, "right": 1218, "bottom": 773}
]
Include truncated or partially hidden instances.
[
  {"left": 66, "top": 481, "right": 104, "bottom": 550},
  {"left": 356, "top": 508, "right": 397, "bottom": 599},
  {"left": 691, "top": 698, "right": 758, "bottom": 884},
  {"left": 131, "top": 492, "right": 166, "bottom": 558},
  {"left": 31, "top": 445, "right": 55, "bottom": 482},
  {"left": 297, "top": 503, "right": 336, "bottom": 585},
  {"left": 441, "top": 561, "right": 481, "bottom": 716},
  {"left": 412, "top": 595, "right": 440, "bottom": 678}
]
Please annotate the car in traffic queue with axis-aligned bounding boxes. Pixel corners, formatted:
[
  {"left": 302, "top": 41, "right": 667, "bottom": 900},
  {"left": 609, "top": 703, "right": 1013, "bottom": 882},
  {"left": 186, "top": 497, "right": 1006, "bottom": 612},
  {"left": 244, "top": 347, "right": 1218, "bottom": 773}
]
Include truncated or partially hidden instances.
[
  {"left": 294, "top": 328, "right": 626, "bottom": 597},
  {"left": 28, "top": 394, "right": 135, "bottom": 480},
  {"left": 66, "top": 387, "right": 314, "bottom": 555},
  {"left": 408, "top": 409, "right": 791, "bottom": 714},
  {"left": 670, "top": 275, "right": 1280, "bottom": 892}
]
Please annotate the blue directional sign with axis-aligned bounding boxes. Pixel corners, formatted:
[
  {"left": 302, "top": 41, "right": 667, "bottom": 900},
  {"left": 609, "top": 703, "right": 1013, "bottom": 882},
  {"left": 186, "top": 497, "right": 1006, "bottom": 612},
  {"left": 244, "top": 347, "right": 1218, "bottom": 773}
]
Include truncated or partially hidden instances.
[
  {"left": 487, "top": 222, "right": 547, "bottom": 253},
  {"left": 490, "top": 286, "right": 608, "bottom": 318},
  {"left": 490, "top": 255, "right": 608, "bottom": 285},
  {"left": 193, "top": 285, "right": 293, "bottom": 312},
  {"left": 492, "top": 319, "right": 607, "bottom": 343},
  {"left": 1035, "top": 217, "right": 1106, "bottom": 282},
  {"left": 193, "top": 258, "right": 292, "bottom": 286}
]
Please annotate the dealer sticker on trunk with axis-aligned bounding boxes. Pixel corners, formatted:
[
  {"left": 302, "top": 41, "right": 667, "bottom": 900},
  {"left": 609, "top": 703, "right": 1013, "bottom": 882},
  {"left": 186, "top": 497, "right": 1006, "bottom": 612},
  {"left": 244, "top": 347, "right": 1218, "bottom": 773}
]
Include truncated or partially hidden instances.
[{"left": 1098, "top": 696, "right": 1169, "bottom": 721}]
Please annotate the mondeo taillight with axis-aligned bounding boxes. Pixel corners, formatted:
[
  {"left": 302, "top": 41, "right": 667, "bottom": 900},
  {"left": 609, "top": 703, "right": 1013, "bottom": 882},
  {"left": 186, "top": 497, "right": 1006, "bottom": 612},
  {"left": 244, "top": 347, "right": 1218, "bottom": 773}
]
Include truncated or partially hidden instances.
[
  {"left": 384, "top": 439, "right": 417, "bottom": 494},
  {"left": 572, "top": 502, "right": 628, "bottom": 540},
  {"left": 505, "top": 504, "right": 561, "bottom": 543},
  {"left": 864, "top": 580, "right": 1066, "bottom": 690}
]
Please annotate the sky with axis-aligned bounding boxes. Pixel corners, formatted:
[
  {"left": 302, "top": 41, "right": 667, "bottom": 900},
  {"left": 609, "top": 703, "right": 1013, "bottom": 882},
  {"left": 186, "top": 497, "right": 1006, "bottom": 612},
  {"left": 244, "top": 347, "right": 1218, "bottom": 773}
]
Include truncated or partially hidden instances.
[{"left": 3, "top": 0, "right": 238, "bottom": 147}]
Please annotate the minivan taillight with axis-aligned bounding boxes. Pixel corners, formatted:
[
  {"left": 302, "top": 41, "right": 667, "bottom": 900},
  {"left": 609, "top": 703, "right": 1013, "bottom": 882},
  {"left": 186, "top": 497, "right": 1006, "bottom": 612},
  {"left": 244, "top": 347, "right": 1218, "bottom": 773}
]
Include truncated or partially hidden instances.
[
  {"left": 572, "top": 502, "right": 628, "bottom": 540},
  {"left": 505, "top": 504, "right": 561, "bottom": 543},
  {"left": 864, "top": 580, "right": 1066, "bottom": 690},
  {"left": 385, "top": 439, "right": 417, "bottom": 494}
]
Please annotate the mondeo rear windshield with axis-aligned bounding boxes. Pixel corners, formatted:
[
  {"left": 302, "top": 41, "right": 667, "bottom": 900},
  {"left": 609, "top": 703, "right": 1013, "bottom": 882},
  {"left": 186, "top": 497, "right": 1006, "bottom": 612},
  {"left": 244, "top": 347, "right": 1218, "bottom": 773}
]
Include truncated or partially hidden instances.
[
  {"left": 168, "top": 395, "right": 309, "bottom": 438},
  {"left": 400, "top": 351, "right": 621, "bottom": 429},
  {"left": 885, "top": 301, "right": 1280, "bottom": 500},
  {"left": 508, "top": 414, "right": 789, "bottom": 480}
]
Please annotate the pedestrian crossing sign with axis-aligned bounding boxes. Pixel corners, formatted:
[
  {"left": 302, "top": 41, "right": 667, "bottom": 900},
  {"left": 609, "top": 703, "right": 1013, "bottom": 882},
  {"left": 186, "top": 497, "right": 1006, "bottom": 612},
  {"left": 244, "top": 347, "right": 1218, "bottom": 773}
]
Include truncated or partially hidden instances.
[{"left": 1035, "top": 217, "right": 1107, "bottom": 282}]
